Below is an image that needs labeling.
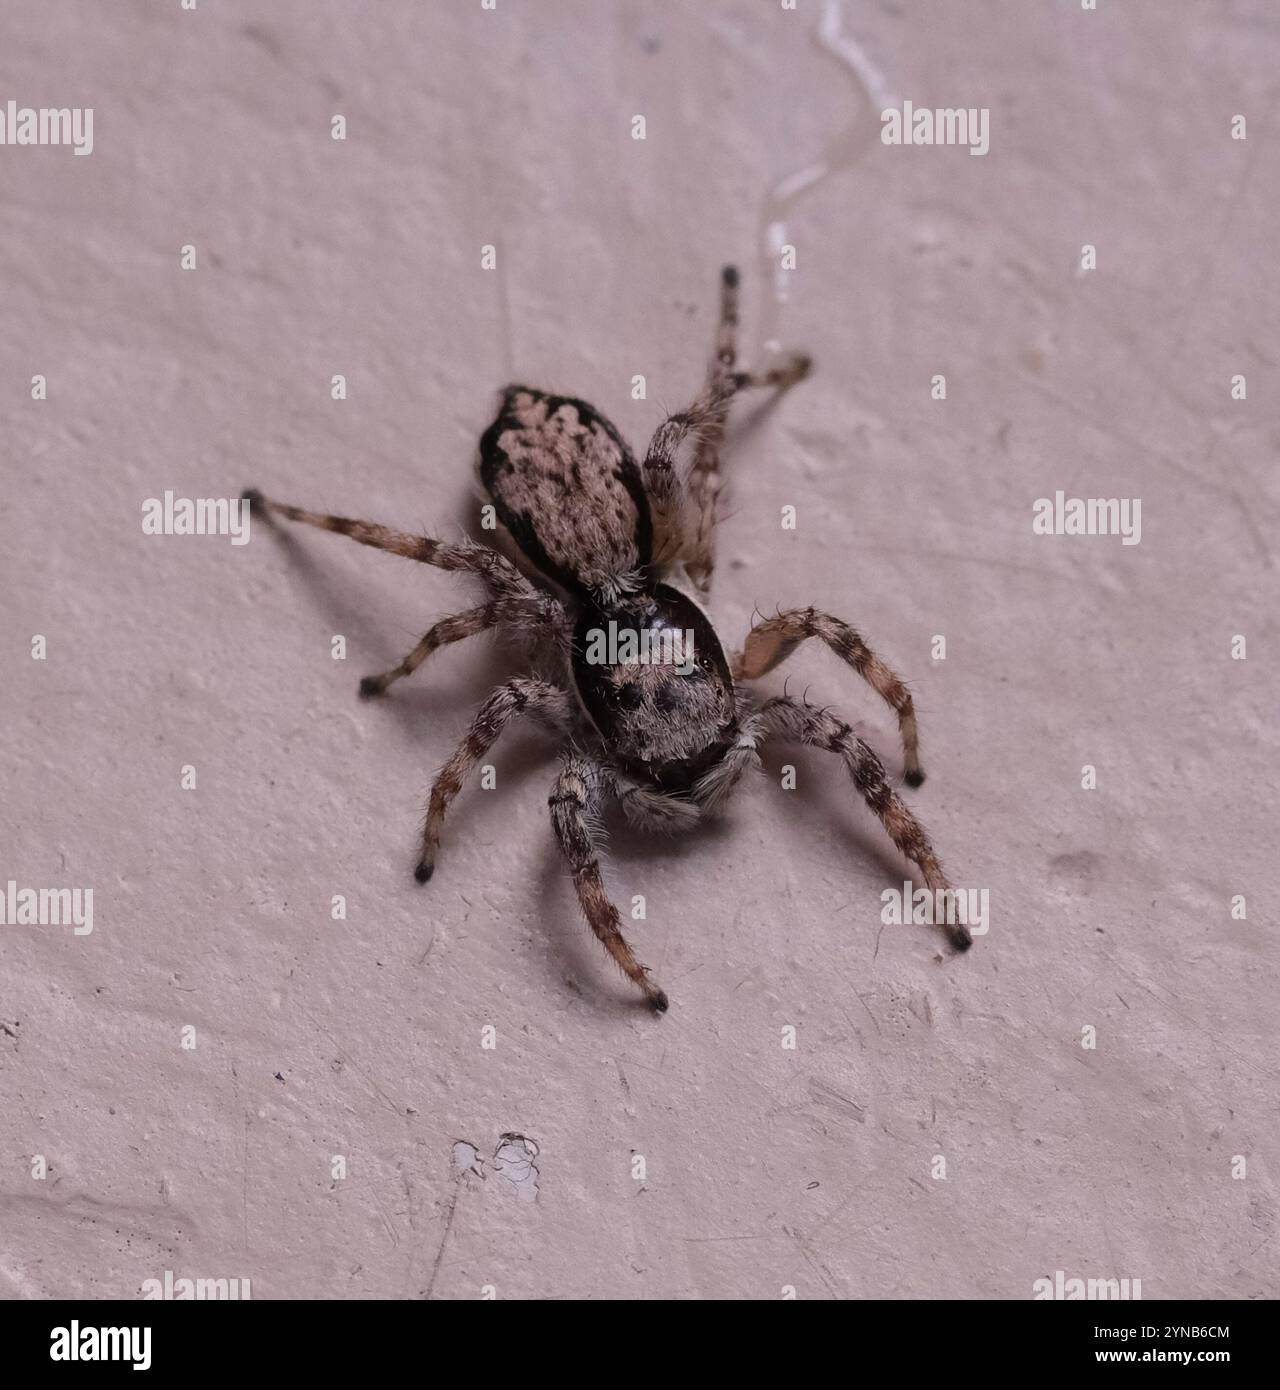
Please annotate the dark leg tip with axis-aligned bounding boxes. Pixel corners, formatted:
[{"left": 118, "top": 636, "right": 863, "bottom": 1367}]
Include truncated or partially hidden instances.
[
  {"left": 414, "top": 860, "right": 434, "bottom": 884},
  {"left": 241, "top": 488, "right": 264, "bottom": 511},
  {"left": 721, "top": 264, "right": 739, "bottom": 288},
  {"left": 359, "top": 676, "right": 385, "bottom": 700},
  {"left": 905, "top": 769, "right": 925, "bottom": 789},
  {"left": 649, "top": 988, "right": 670, "bottom": 1014},
  {"left": 951, "top": 926, "right": 973, "bottom": 952}
]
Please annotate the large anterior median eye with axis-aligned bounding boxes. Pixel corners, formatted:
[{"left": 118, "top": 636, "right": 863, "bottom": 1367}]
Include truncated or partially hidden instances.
[{"left": 615, "top": 682, "right": 643, "bottom": 710}]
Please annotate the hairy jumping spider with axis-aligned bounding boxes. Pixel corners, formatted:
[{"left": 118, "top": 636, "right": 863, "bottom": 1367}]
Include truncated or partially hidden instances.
[{"left": 244, "top": 266, "right": 970, "bottom": 1013}]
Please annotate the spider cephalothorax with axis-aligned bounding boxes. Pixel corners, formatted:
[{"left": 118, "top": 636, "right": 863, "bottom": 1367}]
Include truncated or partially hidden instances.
[
  {"left": 571, "top": 586, "right": 737, "bottom": 794},
  {"left": 244, "top": 266, "right": 970, "bottom": 1014}
]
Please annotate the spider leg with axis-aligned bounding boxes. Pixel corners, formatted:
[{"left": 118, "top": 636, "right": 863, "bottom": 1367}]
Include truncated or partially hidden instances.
[
  {"left": 736, "top": 608, "right": 924, "bottom": 785},
  {"left": 690, "top": 709, "right": 765, "bottom": 809},
  {"left": 358, "top": 593, "right": 567, "bottom": 698},
  {"left": 709, "top": 262, "right": 811, "bottom": 388},
  {"left": 713, "top": 261, "right": 741, "bottom": 372},
  {"left": 730, "top": 357, "right": 812, "bottom": 391},
  {"left": 758, "top": 695, "right": 970, "bottom": 950},
  {"left": 550, "top": 754, "right": 669, "bottom": 1012},
  {"left": 241, "top": 490, "right": 531, "bottom": 599},
  {"left": 416, "top": 678, "right": 571, "bottom": 882},
  {"left": 614, "top": 779, "right": 702, "bottom": 833},
  {"left": 683, "top": 267, "right": 810, "bottom": 593},
  {"left": 642, "top": 269, "right": 812, "bottom": 586},
  {"left": 679, "top": 269, "right": 741, "bottom": 592},
  {"left": 640, "top": 372, "right": 737, "bottom": 570}
]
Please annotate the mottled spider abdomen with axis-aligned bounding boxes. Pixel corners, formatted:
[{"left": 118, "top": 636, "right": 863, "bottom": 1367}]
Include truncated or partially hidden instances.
[{"left": 479, "top": 386, "right": 652, "bottom": 596}]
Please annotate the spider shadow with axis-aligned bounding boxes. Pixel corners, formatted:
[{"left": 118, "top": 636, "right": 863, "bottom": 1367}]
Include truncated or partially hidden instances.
[
  {"left": 255, "top": 515, "right": 391, "bottom": 653},
  {"left": 530, "top": 804, "right": 740, "bottom": 1016},
  {"left": 724, "top": 381, "right": 796, "bottom": 447},
  {"left": 753, "top": 737, "right": 927, "bottom": 896},
  {"left": 533, "top": 847, "right": 642, "bottom": 1014},
  {"left": 260, "top": 512, "right": 533, "bottom": 730},
  {"left": 368, "top": 630, "right": 532, "bottom": 735},
  {"left": 523, "top": 736, "right": 928, "bottom": 1012}
]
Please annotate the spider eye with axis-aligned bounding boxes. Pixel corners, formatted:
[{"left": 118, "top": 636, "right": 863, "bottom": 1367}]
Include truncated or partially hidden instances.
[{"left": 615, "top": 682, "right": 643, "bottom": 710}]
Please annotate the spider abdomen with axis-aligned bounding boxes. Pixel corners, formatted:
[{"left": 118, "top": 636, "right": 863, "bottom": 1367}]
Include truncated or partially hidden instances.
[{"left": 479, "top": 385, "right": 652, "bottom": 597}]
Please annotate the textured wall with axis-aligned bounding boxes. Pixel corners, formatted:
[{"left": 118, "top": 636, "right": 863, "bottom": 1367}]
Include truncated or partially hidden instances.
[{"left": 1, "top": 0, "right": 1276, "bottom": 1300}]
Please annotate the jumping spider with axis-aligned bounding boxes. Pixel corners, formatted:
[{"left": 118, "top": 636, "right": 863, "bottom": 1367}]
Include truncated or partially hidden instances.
[{"left": 244, "top": 266, "right": 971, "bottom": 1013}]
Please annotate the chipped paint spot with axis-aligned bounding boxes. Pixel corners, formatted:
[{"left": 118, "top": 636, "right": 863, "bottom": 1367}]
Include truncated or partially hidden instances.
[
  {"left": 491, "top": 1134, "right": 539, "bottom": 1202},
  {"left": 452, "top": 1141, "right": 483, "bottom": 1177}
]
